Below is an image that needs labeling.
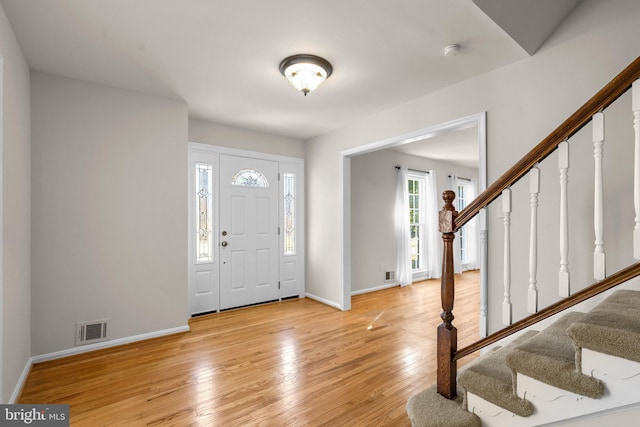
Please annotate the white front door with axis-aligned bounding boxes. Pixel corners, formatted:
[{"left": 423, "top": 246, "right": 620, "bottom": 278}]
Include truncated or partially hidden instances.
[{"left": 219, "top": 155, "right": 280, "bottom": 309}]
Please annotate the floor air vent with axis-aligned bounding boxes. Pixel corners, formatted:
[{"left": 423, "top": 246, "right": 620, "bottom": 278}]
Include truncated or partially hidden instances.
[{"left": 75, "top": 319, "right": 109, "bottom": 346}]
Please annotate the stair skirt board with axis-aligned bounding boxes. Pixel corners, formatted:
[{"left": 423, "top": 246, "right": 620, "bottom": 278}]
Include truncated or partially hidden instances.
[
  {"left": 582, "top": 348, "right": 640, "bottom": 380},
  {"left": 546, "top": 402, "right": 640, "bottom": 427}
]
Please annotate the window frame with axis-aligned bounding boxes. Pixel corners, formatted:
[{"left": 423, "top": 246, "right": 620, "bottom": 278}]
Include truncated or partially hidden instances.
[
  {"left": 456, "top": 178, "right": 473, "bottom": 266},
  {"left": 407, "top": 172, "right": 427, "bottom": 274}
]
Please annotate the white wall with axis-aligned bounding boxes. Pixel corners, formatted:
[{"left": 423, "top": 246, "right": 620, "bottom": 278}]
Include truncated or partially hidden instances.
[
  {"left": 351, "top": 149, "right": 478, "bottom": 292},
  {"left": 31, "top": 72, "right": 189, "bottom": 355},
  {"left": 305, "top": 0, "right": 640, "bottom": 332},
  {"left": 0, "top": 2, "right": 31, "bottom": 403},
  {"left": 189, "top": 118, "right": 304, "bottom": 158}
]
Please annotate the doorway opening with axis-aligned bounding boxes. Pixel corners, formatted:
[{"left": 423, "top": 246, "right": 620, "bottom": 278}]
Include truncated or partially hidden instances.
[{"left": 340, "top": 112, "right": 488, "bottom": 336}]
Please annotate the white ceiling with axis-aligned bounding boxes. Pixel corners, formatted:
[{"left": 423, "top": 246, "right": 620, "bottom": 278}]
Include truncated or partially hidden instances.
[
  {"left": 390, "top": 126, "right": 479, "bottom": 169},
  {"left": 0, "top": 0, "right": 580, "bottom": 141}
]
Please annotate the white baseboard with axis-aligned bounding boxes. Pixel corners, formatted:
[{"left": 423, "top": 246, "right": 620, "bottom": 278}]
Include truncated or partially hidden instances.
[
  {"left": 31, "top": 325, "right": 190, "bottom": 364},
  {"left": 351, "top": 282, "right": 398, "bottom": 296},
  {"left": 10, "top": 325, "right": 190, "bottom": 403},
  {"left": 9, "top": 357, "right": 34, "bottom": 404},
  {"left": 305, "top": 292, "right": 342, "bottom": 310}
]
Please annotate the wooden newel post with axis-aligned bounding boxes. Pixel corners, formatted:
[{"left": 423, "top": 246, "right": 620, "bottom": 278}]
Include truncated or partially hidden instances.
[{"left": 437, "top": 190, "right": 458, "bottom": 399}]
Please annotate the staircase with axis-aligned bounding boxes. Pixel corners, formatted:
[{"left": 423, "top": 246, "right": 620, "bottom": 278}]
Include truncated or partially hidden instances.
[
  {"left": 407, "top": 287, "right": 640, "bottom": 426},
  {"left": 407, "top": 57, "right": 640, "bottom": 426}
]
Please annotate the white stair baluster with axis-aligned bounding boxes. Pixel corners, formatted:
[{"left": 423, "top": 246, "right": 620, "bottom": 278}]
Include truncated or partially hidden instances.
[
  {"left": 559, "top": 141, "right": 570, "bottom": 297},
  {"left": 633, "top": 80, "right": 640, "bottom": 259},
  {"left": 528, "top": 166, "right": 540, "bottom": 313},
  {"left": 502, "top": 188, "right": 512, "bottom": 325},
  {"left": 479, "top": 208, "right": 488, "bottom": 337},
  {"left": 593, "top": 112, "right": 606, "bottom": 280}
]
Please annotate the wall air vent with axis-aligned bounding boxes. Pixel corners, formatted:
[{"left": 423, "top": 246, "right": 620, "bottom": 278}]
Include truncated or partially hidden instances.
[
  {"left": 75, "top": 319, "right": 109, "bottom": 346},
  {"left": 385, "top": 271, "right": 395, "bottom": 281}
]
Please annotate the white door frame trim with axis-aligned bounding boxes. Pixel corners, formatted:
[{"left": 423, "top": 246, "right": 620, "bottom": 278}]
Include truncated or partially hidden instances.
[
  {"left": 339, "top": 113, "right": 488, "bottom": 335},
  {"left": 187, "top": 142, "right": 305, "bottom": 315},
  {"left": 0, "top": 55, "right": 4, "bottom": 403},
  {"left": 189, "top": 142, "right": 305, "bottom": 164}
]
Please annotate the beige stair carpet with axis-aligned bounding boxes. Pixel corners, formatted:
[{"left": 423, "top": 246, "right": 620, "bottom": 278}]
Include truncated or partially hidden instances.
[
  {"left": 567, "top": 289, "right": 640, "bottom": 363},
  {"left": 459, "top": 330, "right": 538, "bottom": 417},
  {"left": 506, "top": 312, "right": 605, "bottom": 399},
  {"left": 406, "top": 384, "right": 480, "bottom": 427}
]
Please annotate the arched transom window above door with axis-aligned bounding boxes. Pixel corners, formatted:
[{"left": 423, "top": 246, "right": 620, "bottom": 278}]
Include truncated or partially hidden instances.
[{"left": 231, "top": 169, "right": 269, "bottom": 188}]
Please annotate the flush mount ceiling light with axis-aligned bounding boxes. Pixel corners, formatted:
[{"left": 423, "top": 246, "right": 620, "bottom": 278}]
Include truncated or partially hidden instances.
[{"left": 279, "top": 54, "right": 333, "bottom": 96}]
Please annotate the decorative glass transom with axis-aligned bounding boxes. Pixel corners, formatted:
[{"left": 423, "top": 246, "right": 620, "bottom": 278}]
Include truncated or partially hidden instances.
[
  {"left": 231, "top": 169, "right": 269, "bottom": 188},
  {"left": 196, "top": 164, "right": 213, "bottom": 263},
  {"left": 283, "top": 173, "right": 296, "bottom": 255}
]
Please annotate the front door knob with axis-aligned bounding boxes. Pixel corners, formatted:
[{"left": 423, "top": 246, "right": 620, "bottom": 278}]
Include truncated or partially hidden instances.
[{"left": 221, "top": 241, "right": 228, "bottom": 247}]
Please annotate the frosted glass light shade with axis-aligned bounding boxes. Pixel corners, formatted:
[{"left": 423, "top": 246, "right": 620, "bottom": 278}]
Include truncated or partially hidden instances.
[{"left": 279, "top": 54, "right": 333, "bottom": 96}]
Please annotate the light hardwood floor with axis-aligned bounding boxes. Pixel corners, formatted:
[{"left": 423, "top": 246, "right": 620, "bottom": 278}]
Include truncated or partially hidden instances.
[{"left": 19, "top": 270, "right": 480, "bottom": 426}]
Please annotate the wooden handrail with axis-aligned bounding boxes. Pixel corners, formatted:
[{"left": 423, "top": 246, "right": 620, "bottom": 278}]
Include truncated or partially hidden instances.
[
  {"left": 454, "top": 56, "right": 640, "bottom": 231},
  {"left": 454, "top": 262, "right": 640, "bottom": 361},
  {"left": 436, "top": 56, "right": 640, "bottom": 400}
]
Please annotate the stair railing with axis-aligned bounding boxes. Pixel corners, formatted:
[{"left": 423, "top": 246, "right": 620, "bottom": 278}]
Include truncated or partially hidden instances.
[{"left": 437, "top": 56, "right": 640, "bottom": 399}]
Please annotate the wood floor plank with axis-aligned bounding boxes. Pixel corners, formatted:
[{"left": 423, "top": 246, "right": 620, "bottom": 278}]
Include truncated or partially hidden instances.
[{"left": 19, "top": 270, "right": 480, "bottom": 426}]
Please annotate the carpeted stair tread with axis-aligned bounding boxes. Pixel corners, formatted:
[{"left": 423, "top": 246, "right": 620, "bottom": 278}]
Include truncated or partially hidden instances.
[
  {"left": 406, "top": 384, "right": 480, "bottom": 427},
  {"left": 566, "top": 289, "right": 640, "bottom": 363},
  {"left": 506, "top": 312, "right": 605, "bottom": 399},
  {"left": 458, "top": 330, "right": 538, "bottom": 417}
]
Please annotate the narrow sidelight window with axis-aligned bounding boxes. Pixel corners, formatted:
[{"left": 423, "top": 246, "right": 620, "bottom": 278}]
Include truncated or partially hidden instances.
[
  {"left": 283, "top": 173, "right": 296, "bottom": 255},
  {"left": 196, "top": 164, "right": 213, "bottom": 263}
]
